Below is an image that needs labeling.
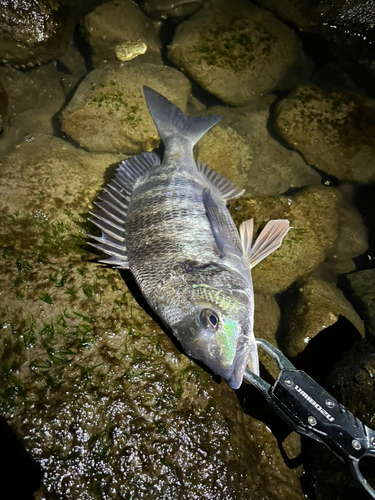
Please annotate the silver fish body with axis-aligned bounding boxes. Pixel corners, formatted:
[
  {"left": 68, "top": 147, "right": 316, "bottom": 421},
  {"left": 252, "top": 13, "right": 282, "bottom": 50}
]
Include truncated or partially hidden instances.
[{"left": 89, "top": 87, "right": 289, "bottom": 389}]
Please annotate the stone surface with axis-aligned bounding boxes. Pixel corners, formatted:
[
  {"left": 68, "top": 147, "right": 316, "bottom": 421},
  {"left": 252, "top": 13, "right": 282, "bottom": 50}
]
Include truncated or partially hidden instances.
[
  {"left": 0, "top": 0, "right": 72, "bottom": 67},
  {"left": 168, "top": 0, "right": 302, "bottom": 106},
  {"left": 229, "top": 187, "right": 341, "bottom": 294},
  {"left": 194, "top": 98, "right": 320, "bottom": 196},
  {"left": 58, "top": 40, "right": 88, "bottom": 95},
  {"left": 138, "top": 0, "right": 206, "bottom": 19},
  {"left": 282, "top": 277, "right": 365, "bottom": 358},
  {"left": 253, "top": 294, "right": 281, "bottom": 379},
  {"left": 61, "top": 62, "right": 192, "bottom": 154},
  {"left": 0, "top": 64, "right": 66, "bottom": 155},
  {"left": 275, "top": 85, "right": 375, "bottom": 184},
  {"left": 0, "top": 79, "right": 8, "bottom": 133},
  {"left": 326, "top": 202, "right": 368, "bottom": 272},
  {"left": 83, "top": 0, "right": 161, "bottom": 67},
  {"left": 0, "top": 135, "right": 304, "bottom": 500},
  {"left": 348, "top": 269, "right": 375, "bottom": 337}
]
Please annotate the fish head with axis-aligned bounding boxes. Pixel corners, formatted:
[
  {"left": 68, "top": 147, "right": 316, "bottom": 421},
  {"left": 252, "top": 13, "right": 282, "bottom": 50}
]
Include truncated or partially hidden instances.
[{"left": 172, "top": 286, "right": 259, "bottom": 390}]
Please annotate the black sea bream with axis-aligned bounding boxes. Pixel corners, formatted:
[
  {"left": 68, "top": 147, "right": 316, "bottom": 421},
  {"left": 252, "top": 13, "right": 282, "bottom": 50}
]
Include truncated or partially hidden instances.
[{"left": 88, "top": 87, "right": 289, "bottom": 389}]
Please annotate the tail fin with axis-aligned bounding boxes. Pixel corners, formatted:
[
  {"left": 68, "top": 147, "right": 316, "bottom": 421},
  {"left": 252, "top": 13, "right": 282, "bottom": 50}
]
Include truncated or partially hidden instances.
[{"left": 143, "top": 86, "right": 221, "bottom": 146}]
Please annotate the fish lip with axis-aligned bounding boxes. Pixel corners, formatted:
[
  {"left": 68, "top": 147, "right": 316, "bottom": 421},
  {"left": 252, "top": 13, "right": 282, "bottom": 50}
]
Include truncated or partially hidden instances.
[{"left": 226, "top": 341, "right": 259, "bottom": 390}]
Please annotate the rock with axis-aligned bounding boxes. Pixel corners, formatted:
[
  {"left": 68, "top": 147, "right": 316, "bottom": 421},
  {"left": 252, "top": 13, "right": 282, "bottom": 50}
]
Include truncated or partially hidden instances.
[
  {"left": 0, "top": 64, "right": 66, "bottom": 155},
  {"left": 347, "top": 269, "right": 375, "bottom": 337},
  {"left": 275, "top": 85, "right": 375, "bottom": 184},
  {"left": 326, "top": 202, "right": 368, "bottom": 272},
  {"left": 253, "top": 294, "right": 281, "bottom": 379},
  {"left": 0, "top": 79, "right": 8, "bottom": 133},
  {"left": 195, "top": 98, "right": 320, "bottom": 196},
  {"left": 61, "top": 62, "right": 192, "bottom": 154},
  {"left": 229, "top": 187, "right": 341, "bottom": 294},
  {"left": 83, "top": 0, "right": 161, "bottom": 68},
  {"left": 57, "top": 40, "right": 88, "bottom": 95},
  {"left": 0, "top": 0, "right": 72, "bottom": 67},
  {"left": 282, "top": 277, "right": 365, "bottom": 358},
  {"left": 138, "top": 0, "right": 206, "bottom": 19},
  {"left": 0, "top": 135, "right": 304, "bottom": 500},
  {"left": 168, "top": 0, "right": 302, "bottom": 106}
]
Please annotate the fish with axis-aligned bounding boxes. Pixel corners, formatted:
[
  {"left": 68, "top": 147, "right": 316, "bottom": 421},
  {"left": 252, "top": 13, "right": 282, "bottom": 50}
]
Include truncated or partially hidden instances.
[{"left": 88, "top": 87, "right": 289, "bottom": 389}]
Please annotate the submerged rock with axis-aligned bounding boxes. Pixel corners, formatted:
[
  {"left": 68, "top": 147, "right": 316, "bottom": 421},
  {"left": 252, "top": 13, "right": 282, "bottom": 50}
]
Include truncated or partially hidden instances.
[
  {"left": 138, "top": 0, "right": 206, "bottom": 19},
  {"left": 0, "top": 135, "right": 305, "bottom": 500},
  {"left": 348, "top": 269, "right": 375, "bottom": 338},
  {"left": 61, "top": 62, "right": 192, "bottom": 154},
  {"left": 0, "top": 0, "right": 72, "bottom": 67},
  {"left": 168, "top": 0, "right": 302, "bottom": 106},
  {"left": 0, "top": 64, "right": 66, "bottom": 154},
  {"left": 275, "top": 86, "right": 375, "bottom": 184},
  {"left": 0, "top": 79, "right": 8, "bottom": 133},
  {"left": 83, "top": 0, "right": 161, "bottom": 67},
  {"left": 57, "top": 40, "right": 88, "bottom": 95},
  {"left": 282, "top": 277, "right": 365, "bottom": 359},
  {"left": 229, "top": 187, "right": 341, "bottom": 294},
  {"left": 195, "top": 98, "right": 320, "bottom": 196}
]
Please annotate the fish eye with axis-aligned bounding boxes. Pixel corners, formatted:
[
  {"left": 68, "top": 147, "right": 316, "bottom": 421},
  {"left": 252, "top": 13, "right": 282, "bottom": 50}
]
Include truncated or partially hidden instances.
[{"left": 199, "top": 308, "right": 219, "bottom": 332}]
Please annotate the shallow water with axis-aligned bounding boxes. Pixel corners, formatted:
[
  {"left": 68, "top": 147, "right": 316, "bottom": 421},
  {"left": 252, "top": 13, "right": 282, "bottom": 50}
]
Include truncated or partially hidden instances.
[{"left": 0, "top": 1, "right": 375, "bottom": 499}]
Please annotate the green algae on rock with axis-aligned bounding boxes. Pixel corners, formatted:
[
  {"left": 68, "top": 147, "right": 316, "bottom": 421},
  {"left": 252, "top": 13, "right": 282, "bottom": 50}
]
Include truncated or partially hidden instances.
[
  {"left": 195, "top": 98, "right": 320, "bottom": 196},
  {"left": 83, "top": 0, "right": 162, "bottom": 68},
  {"left": 275, "top": 85, "right": 375, "bottom": 184},
  {"left": 229, "top": 187, "right": 341, "bottom": 294},
  {"left": 282, "top": 277, "right": 365, "bottom": 359},
  {"left": 168, "top": 0, "right": 302, "bottom": 106},
  {"left": 61, "top": 62, "right": 192, "bottom": 154}
]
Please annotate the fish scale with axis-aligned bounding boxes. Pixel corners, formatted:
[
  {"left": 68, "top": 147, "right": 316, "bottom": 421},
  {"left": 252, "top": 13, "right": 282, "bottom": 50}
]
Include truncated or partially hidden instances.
[{"left": 88, "top": 87, "right": 290, "bottom": 389}]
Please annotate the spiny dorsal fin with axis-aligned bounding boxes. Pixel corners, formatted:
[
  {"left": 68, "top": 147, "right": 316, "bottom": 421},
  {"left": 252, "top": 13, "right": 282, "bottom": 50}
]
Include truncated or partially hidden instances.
[
  {"left": 197, "top": 160, "right": 245, "bottom": 202},
  {"left": 203, "top": 188, "right": 243, "bottom": 259},
  {"left": 87, "top": 151, "right": 160, "bottom": 269},
  {"left": 240, "top": 219, "right": 289, "bottom": 269}
]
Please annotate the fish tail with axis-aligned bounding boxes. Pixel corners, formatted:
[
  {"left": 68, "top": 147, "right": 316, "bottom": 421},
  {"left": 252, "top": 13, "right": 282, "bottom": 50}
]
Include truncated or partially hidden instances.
[{"left": 143, "top": 86, "right": 221, "bottom": 146}]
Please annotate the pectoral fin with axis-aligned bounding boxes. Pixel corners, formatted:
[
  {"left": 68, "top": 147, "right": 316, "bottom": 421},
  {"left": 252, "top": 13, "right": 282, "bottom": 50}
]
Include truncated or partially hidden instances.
[
  {"left": 240, "top": 219, "right": 289, "bottom": 269},
  {"left": 203, "top": 189, "right": 243, "bottom": 258}
]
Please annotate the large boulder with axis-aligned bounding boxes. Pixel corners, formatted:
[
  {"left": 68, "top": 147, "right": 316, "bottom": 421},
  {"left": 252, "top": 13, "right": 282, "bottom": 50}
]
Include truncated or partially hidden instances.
[
  {"left": 61, "top": 62, "right": 192, "bottom": 154},
  {"left": 0, "top": 0, "right": 72, "bottom": 67},
  {"left": 168, "top": 0, "right": 302, "bottom": 106},
  {"left": 83, "top": 0, "right": 162, "bottom": 67},
  {"left": 275, "top": 86, "right": 375, "bottom": 184}
]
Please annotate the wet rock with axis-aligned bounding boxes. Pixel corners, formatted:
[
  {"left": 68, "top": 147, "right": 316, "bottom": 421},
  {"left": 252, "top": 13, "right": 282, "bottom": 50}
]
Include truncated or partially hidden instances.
[
  {"left": 83, "top": 0, "right": 161, "bottom": 68},
  {"left": 0, "top": 64, "right": 65, "bottom": 154},
  {"left": 195, "top": 97, "right": 320, "bottom": 196},
  {"left": 347, "top": 269, "right": 375, "bottom": 337},
  {"left": 138, "top": 0, "right": 206, "bottom": 19},
  {"left": 61, "top": 62, "right": 191, "bottom": 154},
  {"left": 229, "top": 187, "right": 341, "bottom": 294},
  {"left": 0, "top": 135, "right": 304, "bottom": 500},
  {"left": 326, "top": 202, "right": 368, "bottom": 273},
  {"left": 57, "top": 40, "right": 88, "bottom": 95},
  {"left": 0, "top": 79, "right": 8, "bottom": 133},
  {"left": 168, "top": 0, "right": 302, "bottom": 106},
  {"left": 275, "top": 85, "right": 375, "bottom": 184},
  {"left": 283, "top": 277, "right": 365, "bottom": 358},
  {"left": 0, "top": 0, "right": 72, "bottom": 67}
]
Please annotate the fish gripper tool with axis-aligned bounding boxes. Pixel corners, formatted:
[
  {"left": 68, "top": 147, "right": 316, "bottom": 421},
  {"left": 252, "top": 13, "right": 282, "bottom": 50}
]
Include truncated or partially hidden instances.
[{"left": 244, "top": 339, "right": 375, "bottom": 499}]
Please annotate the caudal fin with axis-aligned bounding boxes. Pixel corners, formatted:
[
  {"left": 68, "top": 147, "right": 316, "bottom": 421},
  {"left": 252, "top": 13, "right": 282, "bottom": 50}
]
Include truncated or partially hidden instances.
[{"left": 143, "top": 86, "right": 221, "bottom": 146}]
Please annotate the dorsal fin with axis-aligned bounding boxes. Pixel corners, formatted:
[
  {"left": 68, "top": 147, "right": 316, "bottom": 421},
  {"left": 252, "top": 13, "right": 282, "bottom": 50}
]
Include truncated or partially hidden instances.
[
  {"left": 197, "top": 160, "right": 245, "bottom": 202},
  {"left": 87, "top": 151, "right": 161, "bottom": 268}
]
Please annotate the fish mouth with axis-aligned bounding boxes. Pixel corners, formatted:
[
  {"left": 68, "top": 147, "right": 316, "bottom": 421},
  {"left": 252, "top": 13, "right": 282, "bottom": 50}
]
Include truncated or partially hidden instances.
[{"left": 226, "top": 342, "right": 259, "bottom": 390}]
